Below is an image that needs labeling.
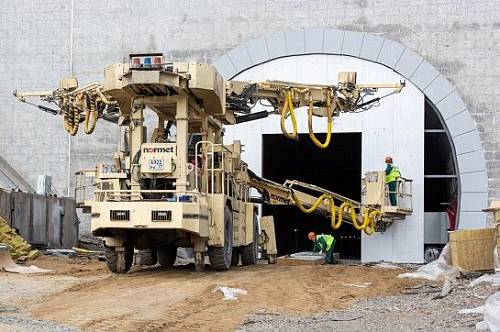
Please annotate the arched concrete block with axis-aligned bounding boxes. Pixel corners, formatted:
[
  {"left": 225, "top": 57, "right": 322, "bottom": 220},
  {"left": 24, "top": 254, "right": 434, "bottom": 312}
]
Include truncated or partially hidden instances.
[
  {"left": 436, "top": 90, "right": 467, "bottom": 120},
  {"left": 359, "top": 33, "right": 384, "bottom": 62},
  {"left": 410, "top": 60, "right": 440, "bottom": 91},
  {"left": 227, "top": 44, "right": 253, "bottom": 73},
  {"left": 323, "top": 29, "right": 344, "bottom": 54},
  {"left": 245, "top": 37, "right": 269, "bottom": 65},
  {"left": 265, "top": 32, "right": 286, "bottom": 59},
  {"left": 377, "top": 38, "right": 405, "bottom": 68},
  {"left": 424, "top": 74, "right": 455, "bottom": 105},
  {"left": 453, "top": 130, "right": 483, "bottom": 155},
  {"left": 457, "top": 150, "right": 486, "bottom": 173},
  {"left": 212, "top": 53, "right": 237, "bottom": 80},
  {"left": 342, "top": 31, "right": 364, "bottom": 57},
  {"left": 460, "top": 192, "right": 489, "bottom": 212},
  {"left": 459, "top": 212, "right": 487, "bottom": 229},
  {"left": 395, "top": 47, "right": 423, "bottom": 79},
  {"left": 304, "top": 28, "right": 325, "bottom": 54},
  {"left": 285, "top": 30, "right": 305, "bottom": 55},
  {"left": 460, "top": 171, "right": 488, "bottom": 193},
  {"left": 445, "top": 110, "right": 476, "bottom": 137}
]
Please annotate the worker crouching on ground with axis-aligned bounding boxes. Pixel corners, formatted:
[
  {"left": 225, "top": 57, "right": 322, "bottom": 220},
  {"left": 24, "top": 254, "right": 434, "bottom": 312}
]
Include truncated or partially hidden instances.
[
  {"left": 385, "top": 156, "right": 401, "bottom": 206},
  {"left": 308, "top": 232, "right": 336, "bottom": 264}
]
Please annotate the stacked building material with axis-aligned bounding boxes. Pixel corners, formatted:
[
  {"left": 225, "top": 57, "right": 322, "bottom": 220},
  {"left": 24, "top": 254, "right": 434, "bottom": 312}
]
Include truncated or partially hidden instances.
[{"left": 0, "top": 216, "right": 39, "bottom": 260}]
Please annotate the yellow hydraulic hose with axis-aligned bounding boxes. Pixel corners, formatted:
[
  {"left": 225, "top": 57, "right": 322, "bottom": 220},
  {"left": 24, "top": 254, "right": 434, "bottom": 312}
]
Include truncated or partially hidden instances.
[
  {"left": 83, "top": 94, "right": 98, "bottom": 134},
  {"left": 291, "top": 193, "right": 379, "bottom": 235},
  {"left": 307, "top": 96, "right": 333, "bottom": 149},
  {"left": 280, "top": 91, "right": 298, "bottom": 140},
  {"left": 365, "top": 210, "right": 380, "bottom": 235},
  {"left": 292, "top": 193, "right": 341, "bottom": 230},
  {"left": 62, "top": 102, "right": 79, "bottom": 136}
]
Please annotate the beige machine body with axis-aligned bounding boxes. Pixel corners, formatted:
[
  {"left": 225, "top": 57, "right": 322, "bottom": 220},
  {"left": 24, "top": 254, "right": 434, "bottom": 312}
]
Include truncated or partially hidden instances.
[{"left": 15, "top": 53, "right": 410, "bottom": 273}]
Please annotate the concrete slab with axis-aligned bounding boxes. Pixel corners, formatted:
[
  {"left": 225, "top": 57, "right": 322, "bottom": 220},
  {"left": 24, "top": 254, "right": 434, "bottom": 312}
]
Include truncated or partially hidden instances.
[{"left": 278, "top": 252, "right": 326, "bottom": 265}]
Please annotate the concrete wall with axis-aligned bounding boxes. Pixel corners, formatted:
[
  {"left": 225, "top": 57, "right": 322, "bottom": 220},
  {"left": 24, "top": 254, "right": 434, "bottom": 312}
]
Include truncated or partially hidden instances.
[
  {"left": 0, "top": 0, "right": 498, "bottom": 232},
  {"left": 225, "top": 55, "right": 425, "bottom": 263},
  {"left": 0, "top": 189, "right": 78, "bottom": 248}
]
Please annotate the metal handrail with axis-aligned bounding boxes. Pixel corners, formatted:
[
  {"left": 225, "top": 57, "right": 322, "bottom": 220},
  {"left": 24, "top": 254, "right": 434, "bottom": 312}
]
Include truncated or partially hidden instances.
[
  {"left": 94, "top": 188, "right": 203, "bottom": 202},
  {"left": 385, "top": 178, "right": 413, "bottom": 211},
  {"left": 195, "top": 141, "right": 215, "bottom": 216}
]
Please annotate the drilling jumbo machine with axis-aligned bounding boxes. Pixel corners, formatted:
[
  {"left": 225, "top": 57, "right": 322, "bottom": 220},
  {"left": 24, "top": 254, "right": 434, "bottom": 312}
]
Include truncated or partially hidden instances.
[{"left": 15, "top": 53, "right": 412, "bottom": 273}]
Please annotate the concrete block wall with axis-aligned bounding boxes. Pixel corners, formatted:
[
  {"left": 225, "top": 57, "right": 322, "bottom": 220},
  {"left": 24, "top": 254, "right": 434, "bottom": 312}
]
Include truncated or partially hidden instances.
[{"left": 1, "top": 0, "right": 499, "bottom": 230}]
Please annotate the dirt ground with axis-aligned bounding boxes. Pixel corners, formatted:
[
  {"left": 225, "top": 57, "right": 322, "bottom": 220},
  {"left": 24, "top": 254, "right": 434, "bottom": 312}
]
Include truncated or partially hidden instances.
[{"left": 0, "top": 255, "right": 418, "bottom": 331}]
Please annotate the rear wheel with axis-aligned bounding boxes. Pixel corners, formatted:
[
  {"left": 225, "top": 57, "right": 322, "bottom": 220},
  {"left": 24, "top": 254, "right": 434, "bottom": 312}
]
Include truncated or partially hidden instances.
[
  {"left": 157, "top": 246, "right": 177, "bottom": 267},
  {"left": 208, "top": 205, "right": 233, "bottom": 270},
  {"left": 138, "top": 248, "right": 158, "bottom": 266},
  {"left": 231, "top": 247, "right": 240, "bottom": 266},
  {"left": 240, "top": 212, "right": 258, "bottom": 266},
  {"left": 105, "top": 244, "right": 133, "bottom": 274}
]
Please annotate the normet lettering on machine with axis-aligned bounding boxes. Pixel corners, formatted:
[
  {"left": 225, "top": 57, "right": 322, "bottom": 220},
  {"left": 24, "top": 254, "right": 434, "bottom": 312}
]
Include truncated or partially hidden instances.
[{"left": 142, "top": 147, "right": 175, "bottom": 153}]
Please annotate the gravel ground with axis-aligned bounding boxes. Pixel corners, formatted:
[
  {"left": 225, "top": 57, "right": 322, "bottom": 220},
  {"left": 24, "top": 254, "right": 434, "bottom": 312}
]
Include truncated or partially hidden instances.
[
  {"left": 239, "top": 279, "right": 499, "bottom": 331},
  {"left": 0, "top": 315, "right": 78, "bottom": 332},
  {"left": 0, "top": 305, "right": 77, "bottom": 332}
]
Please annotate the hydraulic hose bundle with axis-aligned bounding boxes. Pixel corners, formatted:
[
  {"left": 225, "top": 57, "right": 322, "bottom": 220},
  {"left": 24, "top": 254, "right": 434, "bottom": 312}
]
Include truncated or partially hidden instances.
[
  {"left": 82, "top": 93, "right": 98, "bottom": 134},
  {"left": 291, "top": 192, "right": 380, "bottom": 235},
  {"left": 59, "top": 87, "right": 111, "bottom": 136},
  {"left": 62, "top": 99, "right": 80, "bottom": 136},
  {"left": 279, "top": 88, "right": 335, "bottom": 149}
]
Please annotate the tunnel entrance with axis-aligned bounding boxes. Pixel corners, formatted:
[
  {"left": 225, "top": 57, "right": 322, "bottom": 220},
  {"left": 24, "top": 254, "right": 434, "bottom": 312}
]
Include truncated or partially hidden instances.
[{"left": 262, "top": 133, "right": 362, "bottom": 259}]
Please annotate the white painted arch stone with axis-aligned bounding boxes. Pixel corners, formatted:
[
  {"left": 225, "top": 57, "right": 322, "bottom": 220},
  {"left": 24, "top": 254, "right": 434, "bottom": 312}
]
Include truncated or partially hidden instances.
[{"left": 213, "top": 28, "right": 488, "bottom": 229}]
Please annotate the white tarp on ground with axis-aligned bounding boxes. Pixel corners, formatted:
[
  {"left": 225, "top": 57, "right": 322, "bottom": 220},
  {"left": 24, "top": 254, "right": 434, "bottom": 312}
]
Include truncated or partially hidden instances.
[
  {"left": 212, "top": 286, "right": 248, "bottom": 301},
  {"left": 398, "top": 244, "right": 459, "bottom": 281},
  {"left": 469, "top": 274, "right": 500, "bottom": 287},
  {"left": 0, "top": 248, "right": 50, "bottom": 274},
  {"left": 460, "top": 292, "right": 500, "bottom": 332}
]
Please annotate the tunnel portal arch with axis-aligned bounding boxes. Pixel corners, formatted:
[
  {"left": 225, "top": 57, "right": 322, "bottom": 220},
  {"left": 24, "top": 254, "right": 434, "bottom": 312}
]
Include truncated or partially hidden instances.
[{"left": 213, "top": 28, "right": 488, "bottom": 229}]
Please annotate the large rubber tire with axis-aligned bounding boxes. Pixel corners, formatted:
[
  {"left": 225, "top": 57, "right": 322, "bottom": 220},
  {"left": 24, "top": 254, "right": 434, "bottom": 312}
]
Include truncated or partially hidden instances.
[
  {"left": 208, "top": 205, "right": 233, "bottom": 270},
  {"left": 157, "top": 246, "right": 177, "bottom": 267},
  {"left": 240, "top": 212, "right": 258, "bottom": 266},
  {"left": 231, "top": 247, "right": 240, "bottom": 266},
  {"left": 138, "top": 248, "right": 158, "bottom": 266},
  {"left": 105, "top": 244, "right": 133, "bottom": 274}
]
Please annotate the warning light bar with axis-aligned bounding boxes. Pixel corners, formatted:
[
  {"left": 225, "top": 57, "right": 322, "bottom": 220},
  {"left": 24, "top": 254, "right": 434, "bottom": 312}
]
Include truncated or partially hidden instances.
[{"left": 129, "top": 53, "right": 164, "bottom": 70}]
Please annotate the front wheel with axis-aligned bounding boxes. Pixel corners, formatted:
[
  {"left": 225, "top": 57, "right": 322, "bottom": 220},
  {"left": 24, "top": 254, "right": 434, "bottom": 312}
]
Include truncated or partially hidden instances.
[
  {"left": 105, "top": 244, "right": 133, "bottom": 274},
  {"left": 240, "top": 212, "right": 258, "bottom": 266},
  {"left": 208, "top": 205, "right": 233, "bottom": 270}
]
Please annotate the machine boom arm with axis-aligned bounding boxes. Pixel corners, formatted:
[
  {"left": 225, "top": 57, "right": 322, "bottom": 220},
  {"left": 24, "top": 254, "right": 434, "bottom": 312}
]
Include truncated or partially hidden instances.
[
  {"left": 14, "top": 65, "right": 404, "bottom": 148},
  {"left": 242, "top": 169, "right": 380, "bottom": 235}
]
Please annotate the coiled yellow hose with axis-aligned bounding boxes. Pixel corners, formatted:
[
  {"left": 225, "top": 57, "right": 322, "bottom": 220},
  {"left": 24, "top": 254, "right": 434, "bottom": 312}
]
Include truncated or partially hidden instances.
[
  {"left": 307, "top": 95, "right": 332, "bottom": 149},
  {"left": 62, "top": 102, "right": 79, "bottom": 136},
  {"left": 279, "top": 89, "right": 334, "bottom": 148},
  {"left": 280, "top": 91, "right": 298, "bottom": 140},
  {"left": 291, "top": 193, "right": 379, "bottom": 235},
  {"left": 83, "top": 94, "right": 98, "bottom": 134}
]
